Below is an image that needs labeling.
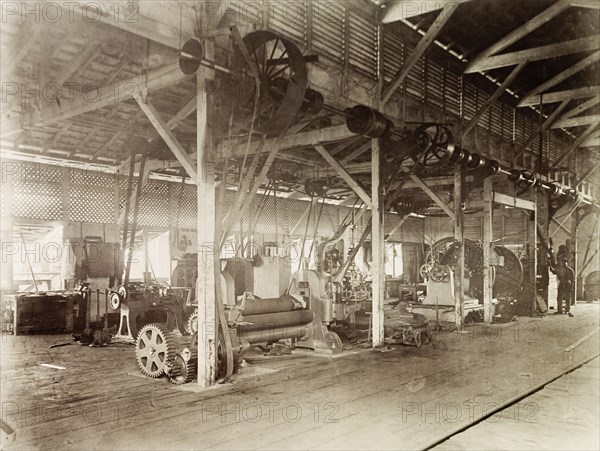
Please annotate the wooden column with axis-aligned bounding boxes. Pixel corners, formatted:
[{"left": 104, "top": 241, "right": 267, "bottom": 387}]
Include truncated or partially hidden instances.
[
  {"left": 0, "top": 174, "right": 14, "bottom": 291},
  {"left": 570, "top": 217, "right": 578, "bottom": 304},
  {"left": 197, "top": 40, "right": 217, "bottom": 387},
  {"left": 528, "top": 191, "right": 538, "bottom": 315},
  {"left": 371, "top": 138, "right": 385, "bottom": 347},
  {"left": 454, "top": 167, "right": 464, "bottom": 330},
  {"left": 482, "top": 178, "right": 494, "bottom": 324}
]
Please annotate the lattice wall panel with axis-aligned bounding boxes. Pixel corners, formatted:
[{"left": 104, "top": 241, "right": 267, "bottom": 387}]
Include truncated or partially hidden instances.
[
  {"left": 70, "top": 185, "right": 116, "bottom": 223},
  {"left": 12, "top": 181, "right": 62, "bottom": 220},
  {"left": 137, "top": 181, "right": 171, "bottom": 228},
  {"left": 178, "top": 185, "right": 198, "bottom": 230},
  {"left": 69, "top": 170, "right": 116, "bottom": 223}
]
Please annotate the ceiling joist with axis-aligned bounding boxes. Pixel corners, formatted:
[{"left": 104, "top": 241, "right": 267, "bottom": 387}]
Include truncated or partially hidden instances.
[
  {"left": 552, "top": 121, "right": 600, "bottom": 168},
  {"left": 465, "top": 0, "right": 571, "bottom": 72},
  {"left": 526, "top": 50, "right": 600, "bottom": 97},
  {"left": 381, "top": 0, "right": 471, "bottom": 22},
  {"left": 552, "top": 114, "right": 600, "bottom": 129},
  {"left": 467, "top": 35, "right": 600, "bottom": 73},
  {"left": 382, "top": 3, "right": 459, "bottom": 104},
  {"left": 519, "top": 85, "right": 600, "bottom": 107}
]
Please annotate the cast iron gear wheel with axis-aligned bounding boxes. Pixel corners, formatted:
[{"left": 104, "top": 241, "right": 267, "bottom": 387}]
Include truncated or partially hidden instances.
[
  {"left": 168, "top": 353, "right": 197, "bottom": 385},
  {"left": 187, "top": 309, "right": 199, "bottom": 335},
  {"left": 135, "top": 323, "right": 176, "bottom": 378}
]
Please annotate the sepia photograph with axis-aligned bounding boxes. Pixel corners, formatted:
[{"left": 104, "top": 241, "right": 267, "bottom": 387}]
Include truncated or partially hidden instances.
[{"left": 0, "top": 0, "right": 599, "bottom": 449}]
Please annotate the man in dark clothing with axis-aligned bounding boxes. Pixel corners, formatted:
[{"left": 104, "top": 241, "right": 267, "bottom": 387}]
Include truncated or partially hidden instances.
[{"left": 555, "top": 254, "right": 575, "bottom": 317}]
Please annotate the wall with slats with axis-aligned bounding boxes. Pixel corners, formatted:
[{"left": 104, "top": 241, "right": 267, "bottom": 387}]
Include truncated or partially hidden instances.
[
  {"left": 233, "top": 0, "right": 589, "bottom": 182},
  {"left": 2, "top": 161, "right": 424, "bottom": 243}
]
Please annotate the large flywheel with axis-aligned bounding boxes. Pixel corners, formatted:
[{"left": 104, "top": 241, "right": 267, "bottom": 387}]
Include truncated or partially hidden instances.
[{"left": 222, "top": 30, "right": 308, "bottom": 136}]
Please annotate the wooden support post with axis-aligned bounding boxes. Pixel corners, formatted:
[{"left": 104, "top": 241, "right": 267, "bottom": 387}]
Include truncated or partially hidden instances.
[
  {"left": 454, "top": 167, "right": 464, "bottom": 330},
  {"left": 0, "top": 174, "right": 14, "bottom": 292},
  {"left": 528, "top": 192, "right": 538, "bottom": 316},
  {"left": 571, "top": 216, "right": 578, "bottom": 304},
  {"left": 482, "top": 178, "right": 493, "bottom": 324},
  {"left": 196, "top": 40, "right": 217, "bottom": 387},
  {"left": 371, "top": 139, "right": 385, "bottom": 347}
]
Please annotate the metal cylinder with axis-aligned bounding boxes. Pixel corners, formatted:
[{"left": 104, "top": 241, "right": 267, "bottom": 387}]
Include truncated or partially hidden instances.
[
  {"left": 300, "top": 88, "right": 324, "bottom": 115},
  {"left": 242, "top": 295, "right": 305, "bottom": 315},
  {"left": 239, "top": 310, "right": 314, "bottom": 330},
  {"left": 346, "top": 105, "right": 394, "bottom": 138},
  {"left": 238, "top": 325, "right": 310, "bottom": 344}
]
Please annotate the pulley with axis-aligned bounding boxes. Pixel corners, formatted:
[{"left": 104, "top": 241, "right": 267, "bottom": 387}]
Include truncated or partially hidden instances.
[
  {"left": 345, "top": 105, "right": 395, "bottom": 139},
  {"left": 410, "top": 123, "right": 455, "bottom": 167}
]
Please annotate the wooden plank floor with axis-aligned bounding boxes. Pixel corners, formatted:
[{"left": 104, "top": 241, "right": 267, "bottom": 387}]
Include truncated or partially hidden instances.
[
  {"left": 435, "top": 356, "right": 600, "bottom": 450},
  {"left": 1, "top": 304, "right": 599, "bottom": 450}
]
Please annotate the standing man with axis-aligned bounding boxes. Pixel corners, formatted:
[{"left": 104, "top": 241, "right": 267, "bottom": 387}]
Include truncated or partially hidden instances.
[{"left": 555, "top": 247, "right": 575, "bottom": 317}]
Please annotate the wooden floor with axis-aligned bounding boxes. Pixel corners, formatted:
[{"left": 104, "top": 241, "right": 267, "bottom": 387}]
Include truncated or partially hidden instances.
[
  {"left": 1, "top": 304, "right": 599, "bottom": 450},
  {"left": 435, "top": 356, "right": 600, "bottom": 450}
]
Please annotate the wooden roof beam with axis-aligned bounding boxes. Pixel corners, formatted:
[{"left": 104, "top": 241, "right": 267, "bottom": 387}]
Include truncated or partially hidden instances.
[
  {"left": 462, "top": 62, "right": 527, "bottom": 136},
  {"left": 3, "top": 23, "right": 43, "bottom": 77},
  {"left": 467, "top": 35, "right": 600, "bottom": 73},
  {"left": 514, "top": 99, "right": 571, "bottom": 160},
  {"left": 135, "top": 95, "right": 198, "bottom": 183},
  {"left": 382, "top": 3, "right": 459, "bottom": 104},
  {"left": 381, "top": 0, "right": 470, "bottom": 23},
  {"left": 55, "top": 43, "right": 100, "bottom": 86},
  {"left": 571, "top": 0, "right": 600, "bottom": 8},
  {"left": 519, "top": 85, "right": 600, "bottom": 107},
  {"left": 0, "top": 63, "right": 192, "bottom": 138},
  {"left": 581, "top": 137, "right": 600, "bottom": 148},
  {"left": 314, "top": 145, "right": 373, "bottom": 209},
  {"left": 551, "top": 121, "right": 600, "bottom": 168},
  {"left": 551, "top": 114, "right": 600, "bottom": 129},
  {"left": 576, "top": 162, "right": 600, "bottom": 186},
  {"left": 466, "top": 0, "right": 571, "bottom": 73},
  {"left": 219, "top": 125, "right": 356, "bottom": 158},
  {"left": 526, "top": 50, "right": 600, "bottom": 97},
  {"left": 559, "top": 95, "right": 600, "bottom": 120}
]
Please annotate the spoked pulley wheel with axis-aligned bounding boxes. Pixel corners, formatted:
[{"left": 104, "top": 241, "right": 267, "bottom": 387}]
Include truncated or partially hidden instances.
[
  {"left": 411, "top": 123, "right": 455, "bottom": 167},
  {"left": 226, "top": 30, "right": 308, "bottom": 136}
]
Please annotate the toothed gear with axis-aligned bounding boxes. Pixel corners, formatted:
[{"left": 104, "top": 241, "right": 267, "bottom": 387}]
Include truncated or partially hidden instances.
[
  {"left": 135, "top": 323, "right": 176, "bottom": 378},
  {"left": 187, "top": 308, "right": 198, "bottom": 334},
  {"left": 168, "top": 352, "right": 197, "bottom": 385}
]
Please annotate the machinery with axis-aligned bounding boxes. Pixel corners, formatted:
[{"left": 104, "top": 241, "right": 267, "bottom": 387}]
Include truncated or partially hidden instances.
[
  {"left": 415, "top": 238, "right": 524, "bottom": 326},
  {"left": 140, "top": 28, "right": 593, "bottom": 381},
  {"left": 108, "top": 281, "right": 189, "bottom": 341},
  {"left": 134, "top": 292, "right": 315, "bottom": 384}
]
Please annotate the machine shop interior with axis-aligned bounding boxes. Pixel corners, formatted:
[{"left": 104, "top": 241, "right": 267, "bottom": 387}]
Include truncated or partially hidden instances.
[{"left": 1, "top": 0, "right": 599, "bottom": 449}]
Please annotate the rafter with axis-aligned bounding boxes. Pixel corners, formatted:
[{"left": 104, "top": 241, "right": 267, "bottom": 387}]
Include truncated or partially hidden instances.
[
  {"left": 466, "top": 0, "right": 571, "bottom": 72},
  {"left": 582, "top": 137, "right": 600, "bottom": 148},
  {"left": 218, "top": 125, "right": 356, "bottom": 159},
  {"left": 519, "top": 86, "right": 599, "bottom": 107},
  {"left": 341, "top": 142, "right": 373, "bottom": 164},
  {"left": 463, "top": 62, "right": 527, "bottom": 135},
  {"left": 515, "top": 99, "right": 571, "bottom": 160},
  {"left": 576, "top": 162, "right": 600, "bottom": 185},
  {"left": 135, "top": 95, "right": 198, "bottom": 182},
  {"left": 527, "top": 50, "right": 600, "bottom": 97},
  {"left": 3, "top": 24, "right": 43, "bottom": 76},
  {"left": 551, "top": 114, "right": 600, "bottom": 129},
  {"left": 551, "top": 121, "right": 600, "bottom": 168},
  {"left": 381, "top": 0, "right": 471, "bottom": 22},
  {"left": 314, "top": 145, "right": 373, "bottom": 209},
  {"left": 401, "top": 168, "right": 455, "bottom": 219},
  {"left": 1, "top": 63, "right": 192, "bottom": 138},
  {"left": 559, "top": 95, "right": 600, "bottom": 120},
  {"left": 56, "top": 43, "right": 100, "bottom": 86},
  {"left": 382, "top": 3, "right": 459, "bottom": 104},
  {"left": 467, "top": 35, "right": 600, "bottom": 73}
]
